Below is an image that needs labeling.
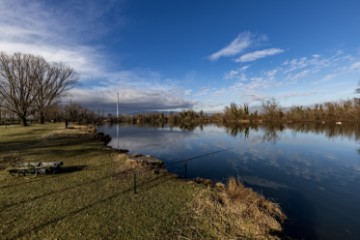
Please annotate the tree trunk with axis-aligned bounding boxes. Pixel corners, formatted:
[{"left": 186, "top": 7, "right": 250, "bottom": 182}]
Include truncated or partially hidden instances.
[
  {"left": 40, "top": 112, "right": 45, "bottom": 124},
  {"left": 21, "top": 116, "right": 28, "bottom": 126}
]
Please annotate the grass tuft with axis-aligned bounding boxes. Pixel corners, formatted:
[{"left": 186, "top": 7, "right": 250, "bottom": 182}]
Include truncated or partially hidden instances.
[{"left": 190, "top": 177, "right": 286, "bottom": 239}]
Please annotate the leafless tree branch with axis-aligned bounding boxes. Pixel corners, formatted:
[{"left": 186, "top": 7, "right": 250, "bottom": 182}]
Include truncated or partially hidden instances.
[{"left": 0, "top": 52, "right": 78, "bottom": 126}]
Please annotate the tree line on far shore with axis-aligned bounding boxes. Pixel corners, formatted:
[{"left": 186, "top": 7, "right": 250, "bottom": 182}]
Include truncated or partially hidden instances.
[
  {"left": 114, "top": 97, "right": 360, "bottom": 126},
  {"left": 2, "top": 90, "right": 360, "bottom": 126},
  {"left": 223, "top": 97, "right": 360, "bottom": 123},
  {"left": 1, "top": 52, "right": 360, "bottom": 126}
]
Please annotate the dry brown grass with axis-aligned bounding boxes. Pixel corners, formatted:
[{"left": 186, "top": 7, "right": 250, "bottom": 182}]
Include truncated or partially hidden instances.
[
  {"left": 191, "top": 177, "right": 286, "bottom": 239},
  {"left": 41, "top": 124, "right": 96, "bottom": 140},
  {"left": 238, "top": 119, "right": 251, "bottom": 123},
  {"left": 112, "top": 153, "right": 142, "bottom": 173}
]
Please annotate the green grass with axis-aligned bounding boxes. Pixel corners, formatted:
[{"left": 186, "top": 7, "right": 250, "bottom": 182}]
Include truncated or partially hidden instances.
[
  {"left": 0, "top": 124, "right": 201, "bottom": 239},
  {"left": 0, "top": 124, "right": 285, "bottom": 240}
]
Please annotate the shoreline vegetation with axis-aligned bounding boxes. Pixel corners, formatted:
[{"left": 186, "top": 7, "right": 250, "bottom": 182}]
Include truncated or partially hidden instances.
[
  {"left": 0, "top": 123, "right": 286, "bottom": 239},
  {"left": 116, "top": 98, "right": 360, "bottom": 126},
  {"left": 2, "top": 95, "right": 360, "bottom": 127}
]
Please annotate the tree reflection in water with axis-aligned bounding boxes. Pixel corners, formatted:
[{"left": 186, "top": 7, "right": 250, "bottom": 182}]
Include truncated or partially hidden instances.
[
  {"left": 109, "top": 121, "right": 360, "bottom": 148},
  {"left": 175, "top": 122, "right": 360, "bottom": 143}
]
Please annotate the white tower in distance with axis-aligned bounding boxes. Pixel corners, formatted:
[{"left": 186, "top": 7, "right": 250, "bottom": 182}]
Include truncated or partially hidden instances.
[{"left": 116, "top": 92, "right": 119, "bottom": 119}]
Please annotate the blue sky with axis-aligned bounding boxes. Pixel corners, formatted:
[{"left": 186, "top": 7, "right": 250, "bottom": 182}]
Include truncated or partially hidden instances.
[{"left": 1, "top": 0, "right": 360, "bottom": 113}]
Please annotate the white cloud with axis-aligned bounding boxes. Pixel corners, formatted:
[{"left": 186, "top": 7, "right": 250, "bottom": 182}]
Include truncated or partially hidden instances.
[
  {"left": 0, "top": 41, "right": 103, "bottom": 79},
  {"left": 0, "top": 0, "right": 110, "bottom": 78},
  {"left": 208, "top": 32, "right": 263, "bottom": 61},
  {"left": 235, "top": 48, "right": 284, "bottom": 63},
  {"left": 279, "top": 91, "right": 317, "bottom": 100},
  {"left": 281, "top": 52, "right": 353, "bottom": 74},
  {"left": 0, "top": 0, "right": 194, "bottom": 113},
  {"left": 193, "top": 101, "right": 225, "bottom": 112},
  {"left": 312, "top": 74, "right": 336, "bottom": 85},
  {"left": 265, "top": 69, "right": 279, "bottom": 79},
  {"left": 350, "top": 61, "right": 360, "bottom": 71},
  {"left": 224, "top": 70, "right": 242, "bottom": 80},
  {"left": 195, "top": 88, "right": 211, "bottom": 97},
  {"left": 322, "top": 74, "right": 336, "bottom": 82},
  {"left": 184, "top": 90, "right": 193, "bottom": 96},
  {"left": 213, "top": 88, "right": 227, "bottom": 97},
  {"left": 239, "top": 65, "right": 251, "bottom": 72},
  {"left": 245, "top": 94, "right": 269, "bottom": 102},
  {"left": 224, "top": 70, "right": 239, "bottom": 80},
  {"left": 219, "top": 51, "right": 360, "bottom": 107},
  {"left": 224, "top": 65, "right": 250, "bottom": 81},
  {"left": 286, "top": 70, "right": 310, "bottom": 82}
]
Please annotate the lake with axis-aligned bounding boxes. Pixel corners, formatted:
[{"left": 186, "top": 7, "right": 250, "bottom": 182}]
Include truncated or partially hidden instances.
[{"left": 99, "top": 123, "right": 360, "bottom": 240}]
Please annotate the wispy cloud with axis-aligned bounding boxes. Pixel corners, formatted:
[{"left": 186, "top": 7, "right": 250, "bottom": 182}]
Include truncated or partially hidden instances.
[
  {"left": 265, "top": 69, "right": 279, "bottom": 79},
  {"left": 281, "top": 52, "right": 353, "bottom": 74},
  {"left": 213, "top": 88, "right": 227, "bottom": 97},
  {"left": 0, "top": 42, "right": 104, "bottom": 79},
  {"left": 195, "top": 88, "right": 211, "bottom": 97},
  {"left": 0, "top": 0, "right": 113, "bottom": 78},
  {"left": 223, "top": 65, "right": 250, "bottom": 81},
  {"left": 224, "top": 71, "right": 247, "bottom": 81},
  {"left": 208, "top": 32, "right": 265, "bottom": 61},
  {"left": 235, "top": 48, "right": 284, "bottom": 63},
  {"left": 350, "top": 61, "right": 360, "bottom": 71},
  {"left": 184, "top": 90, "right": 193, "bottom": 96},
  {"left": 0, "top": 0, "right": 194, "bottom": 113},
  {"left": 311, "top": 73, "right": 337, "bottom": 85},
  {"left": 286, "top": 70, "right": 310, "bottom": 83},
  {"left": 279, "top": 91, "right": 318, "bottom": 100},
  {"left": 219, "top": 51, "right": 360, "bottom": 107}
]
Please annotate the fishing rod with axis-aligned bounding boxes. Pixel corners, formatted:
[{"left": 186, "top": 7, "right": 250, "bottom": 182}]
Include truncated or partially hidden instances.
[{"left": 166, "top": 148, "right": 231, "bottom": 167}]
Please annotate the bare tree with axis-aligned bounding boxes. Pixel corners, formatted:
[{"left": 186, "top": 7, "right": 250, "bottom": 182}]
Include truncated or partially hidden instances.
[
  {"left": 34, "top": 62, "right": 78, "bottom": 124},
  {"left": 0, "top": 52, "right": 44, "bottom": 126},
  {"left": 0, "top": 52, "right": 77, "bottom": 126},
  {"left": 0, "top": 96, "right": 4, "bottom": 124},
  {"left": 262, "top": 98, "right": 283, "bottom": 122},
  {"left": 355, "top": 83, "right": 360, "bottom": 122}
]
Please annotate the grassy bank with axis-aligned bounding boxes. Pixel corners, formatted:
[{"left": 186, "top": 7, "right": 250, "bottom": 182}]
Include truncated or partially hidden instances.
[{"left": 0, "top": 124, "right": 285, "bottom": 239}]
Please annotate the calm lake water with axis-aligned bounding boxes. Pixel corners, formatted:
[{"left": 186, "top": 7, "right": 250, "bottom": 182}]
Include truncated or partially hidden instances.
[{"left": 99, "top": 123, "right": 360, "bottom": 240}]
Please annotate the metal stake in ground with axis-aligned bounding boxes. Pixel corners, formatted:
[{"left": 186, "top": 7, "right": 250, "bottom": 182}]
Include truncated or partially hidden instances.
[{"left": 133, "top": 172, "right": 137, "bottom": 194}]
